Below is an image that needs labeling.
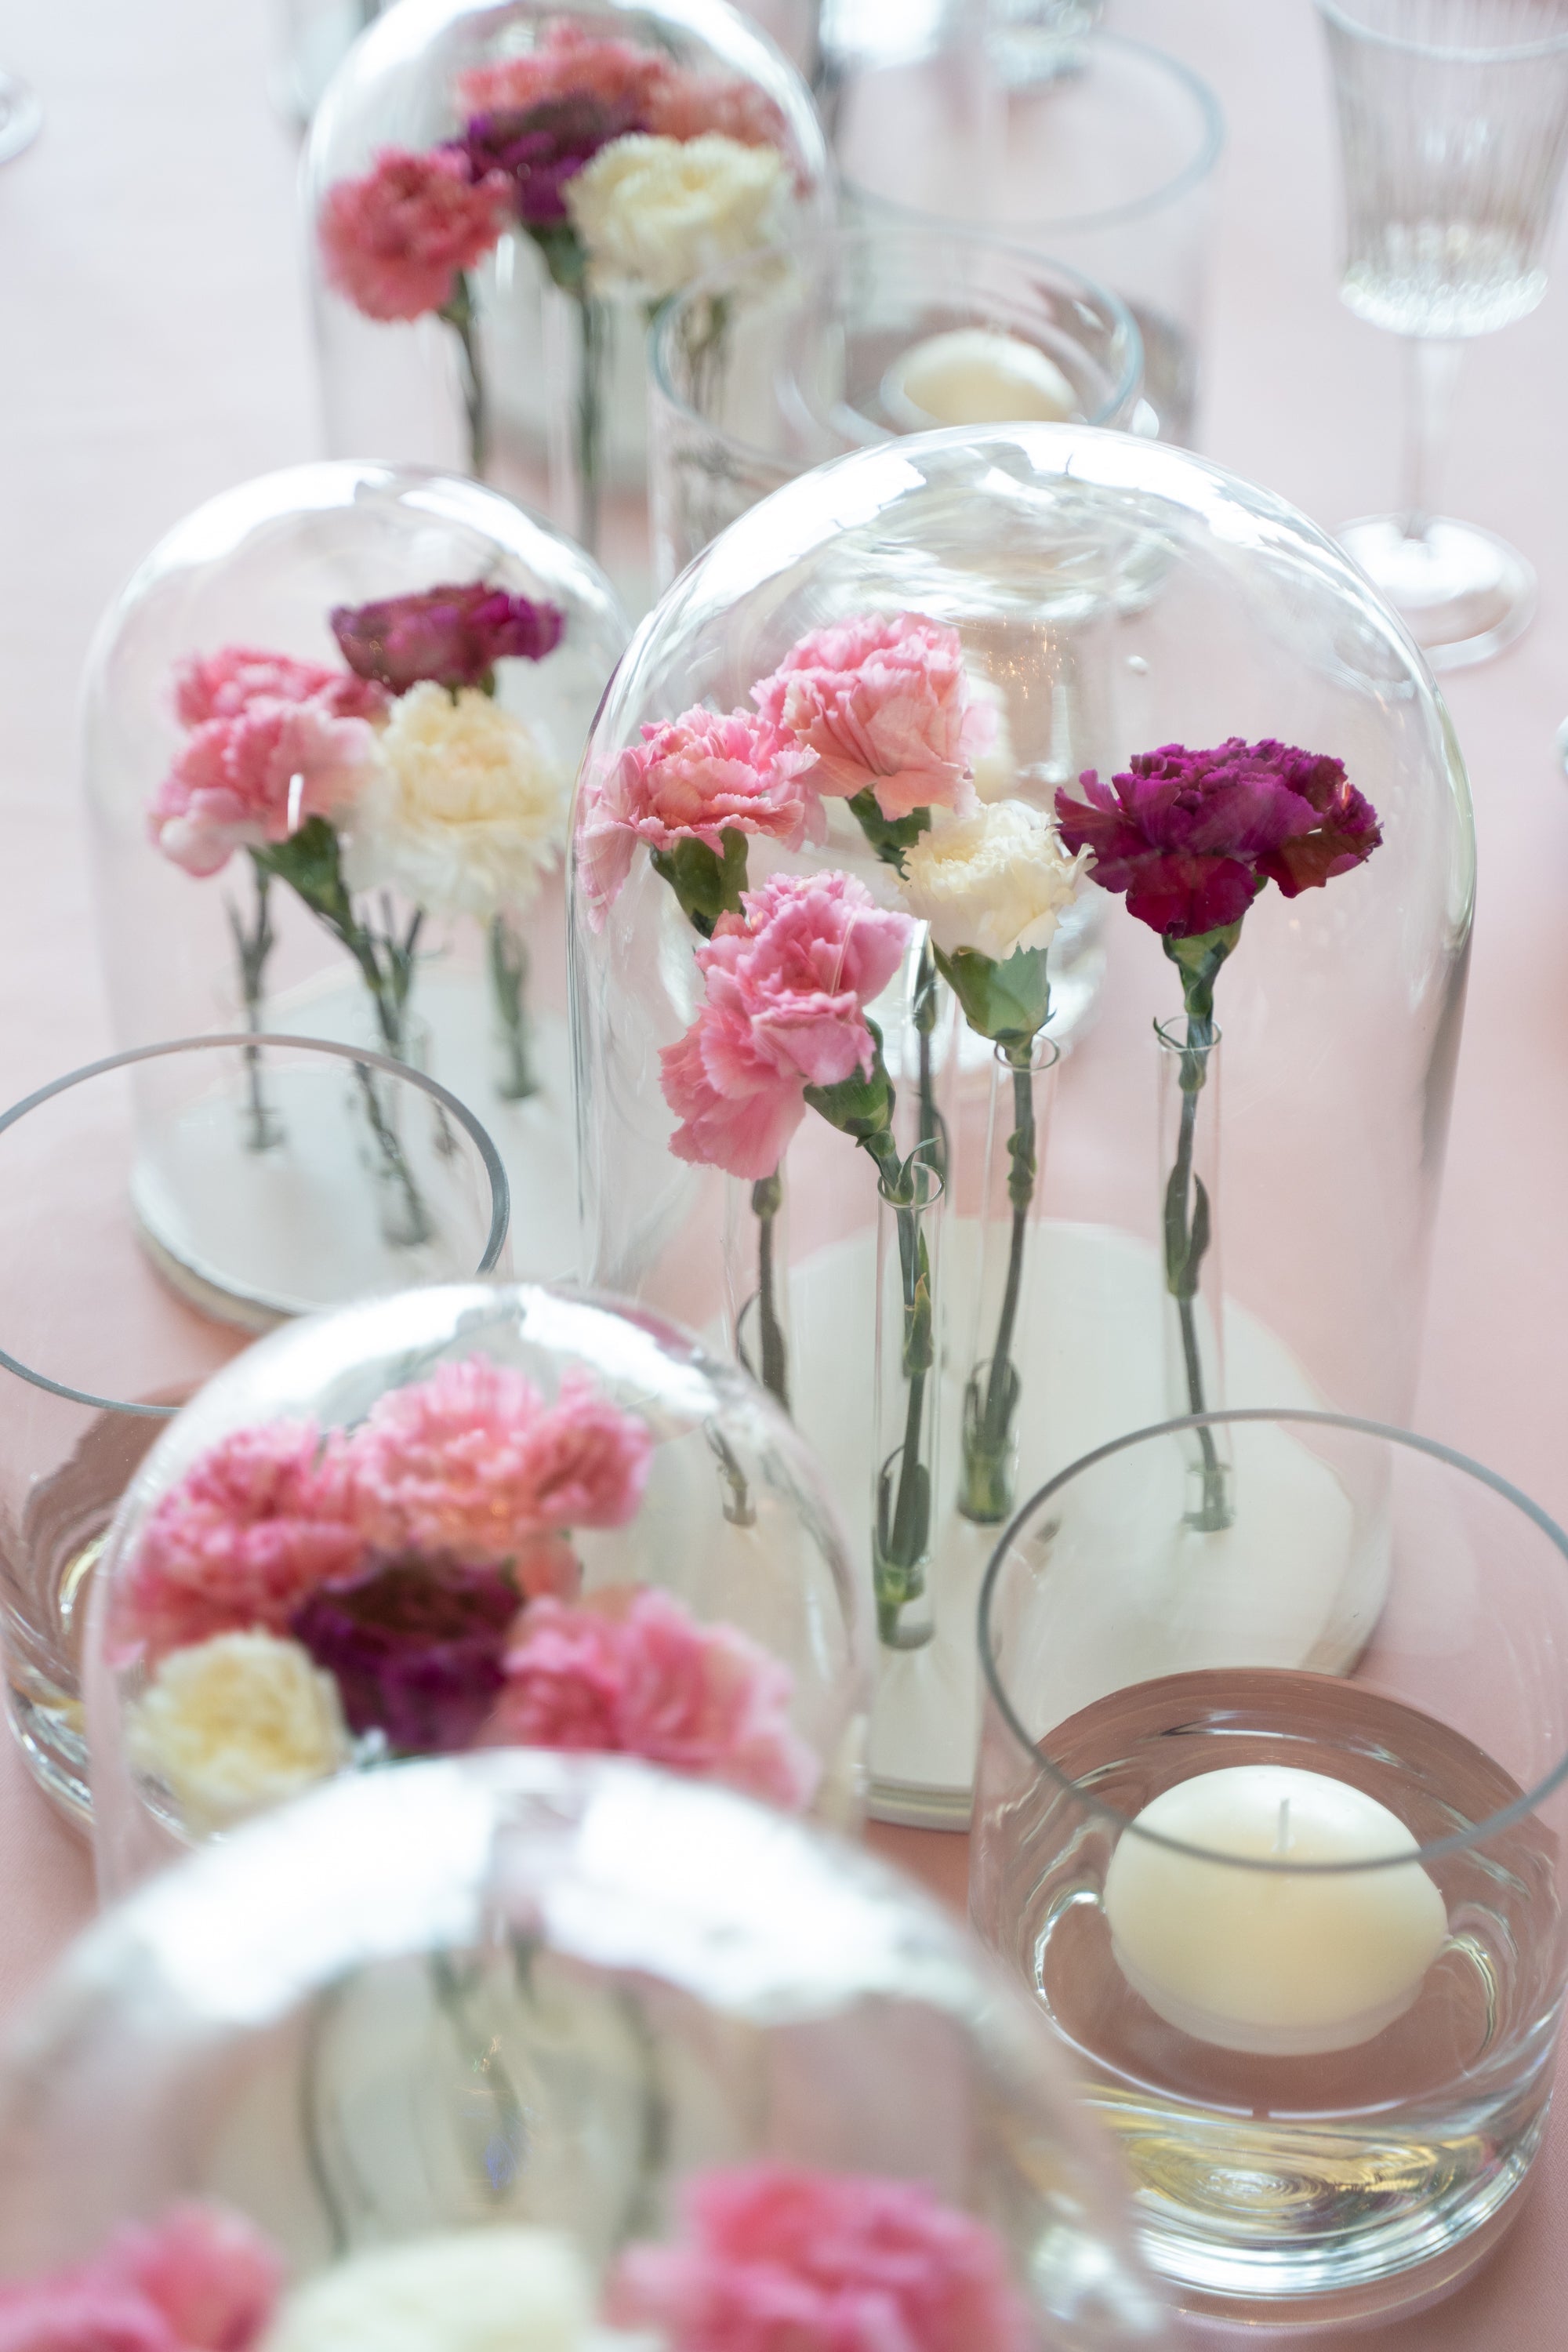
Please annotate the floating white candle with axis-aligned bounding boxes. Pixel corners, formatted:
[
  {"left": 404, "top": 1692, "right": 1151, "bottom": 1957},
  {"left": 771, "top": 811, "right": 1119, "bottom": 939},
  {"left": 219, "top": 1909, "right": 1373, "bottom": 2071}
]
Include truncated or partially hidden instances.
[
  {"left": 1102, "top": 1763, "right": 1449, "bottom": 2056},
  {"left": 880, "top": 328, "right": 1079, "bottom": 430}
]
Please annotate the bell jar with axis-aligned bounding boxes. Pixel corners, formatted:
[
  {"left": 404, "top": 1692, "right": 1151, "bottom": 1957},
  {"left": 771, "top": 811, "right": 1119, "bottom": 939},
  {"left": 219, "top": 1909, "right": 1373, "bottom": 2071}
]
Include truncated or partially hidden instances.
[
  {"left": 85, "top": 1277, "right": 869, "bottom": 1893},
  {"left": 565, "top": 421, "right": 1475, "bottom": 1829},
  {"left": 82, "top": 459, "right": 628, "bottom": 1290},
  {"left": 0, "top": 1750, "right": 1171, "bottom": 2350},
  {"left": 305, "top": 0, "right": 831, "bottom": 614}
]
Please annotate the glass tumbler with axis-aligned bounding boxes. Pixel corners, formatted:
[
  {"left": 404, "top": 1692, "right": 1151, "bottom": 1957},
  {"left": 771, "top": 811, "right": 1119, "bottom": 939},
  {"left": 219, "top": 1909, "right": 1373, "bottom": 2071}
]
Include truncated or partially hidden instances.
[
  {"left": 826, "top": 32, "right": 1223, "bottom": 442},
  {"left": 1319, "top": 0, "right": 1568, "bottom": 667},
  {"left": 971, "top": 1408, "right": 1568, "bottom": 2327},
  {"left": 0, "top": 1034, "right": 508, "bottom": 1824}
]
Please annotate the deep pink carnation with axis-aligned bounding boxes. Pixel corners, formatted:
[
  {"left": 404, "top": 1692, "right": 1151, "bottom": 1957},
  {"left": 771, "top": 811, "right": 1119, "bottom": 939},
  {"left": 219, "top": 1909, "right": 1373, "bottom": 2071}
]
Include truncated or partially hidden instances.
[
  {"left": 331, "top": 581, "right": 564, "bottom": 692},
  {"left": 659, "top": 871, "right": 912, "bottom": 1180},
  {"left": 1054, "top": 738, "right": 1381, "bottom": 939},
  {"left": 112, "top": 1423, "right": 365, "bottom": 1665},
  {"left": 347, "top": 1357, "right": 654, "bottom": 1562},
  {"left": 579, "top": 709, "right": 824, "bottom": 923},
  {"left": 751, "top": 613, "right": 993, "bottom": 822},
  {"left": 0, "top": 2203, "right": 282, "bottom": 2352},
  {"left": 458, "top": 21, "right": 670, "bottom": 118},
  {"left": 147, "top": 699, "right": 378, "bottom": 877},
  {"left": 173, "top": 647, "right": 387, "bottom": 728},
  {"left": 607, "top": 2165, "right": 1035, "bottom": 2352},
  {"left": 485, "top": 1588, "right": 819, "bottom": 1809},
  {"left": 318, "top": 147, "right": 510, "bottom": 321}
]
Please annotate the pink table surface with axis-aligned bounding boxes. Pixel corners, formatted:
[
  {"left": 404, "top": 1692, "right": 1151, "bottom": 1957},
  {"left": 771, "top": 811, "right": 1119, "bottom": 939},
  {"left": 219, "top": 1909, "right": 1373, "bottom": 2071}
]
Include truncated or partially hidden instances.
[{"left": 2, "top": 0, "right": 1566, "bottom": 2334}]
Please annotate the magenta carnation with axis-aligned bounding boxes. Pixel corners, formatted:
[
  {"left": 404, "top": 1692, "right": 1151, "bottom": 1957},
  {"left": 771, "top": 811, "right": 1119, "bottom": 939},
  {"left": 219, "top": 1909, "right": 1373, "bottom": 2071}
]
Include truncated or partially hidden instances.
[
  {"left": 579, "top": 709, "right": 824, "bottom": 923},
  {"left": 751, "top": 612, "right": 993, "bottom": 823},
  {"left": 0, "top": 2202, "right": 282, "bottom": 2352},
  {"left": 173, "top": 646, "right": 386, "bottom": 728},
  {"left": 347, "top": 1356, "right": 654, "bottom": 1563},
  {"left": 607, "top": 2165, "right": 1035, "bottom": 2352},
  {"left": 112, "top": 1423, "right": 365, "bottom": 1665},
  {"left": 461, "top": 93, "right": 644, "bottom": 227},
  {"left": 1054, "top": 737, "right": 1381, "bottom": 939},
  {"left": 318, "top": 147, "right": 510, "bottom": 322},
  {"left": 659, "top": 871, "right": 912, "bottom": 1181},
  {"left": 330, "top": 580, "right": 564, "bottom": 693},
  {"left": 485, "top": 1588, "right": 819, "bottom": 1809},
  {"left": 289, "top": 1554, "right": 525, "bottom": 1753},
  {"left": 147, "top": 699, "right": 378, "bottom": 877}
]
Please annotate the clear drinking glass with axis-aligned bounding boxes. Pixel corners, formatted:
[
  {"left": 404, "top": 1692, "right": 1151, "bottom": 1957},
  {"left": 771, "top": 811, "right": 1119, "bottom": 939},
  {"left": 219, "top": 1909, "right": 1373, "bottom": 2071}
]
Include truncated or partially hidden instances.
[
  {"left": 1319, "top": 0, "right": 1568, "bottom": 668},
  {"left": 648, "top": 222, "right": 1142, "bottom": 585},
  {"left": 971, "top": 1407, "right": 1568, "bottom": 2326},
  {"left": 826, "top": 33, "right": 1223, "bottom": 441},
  {"left": 0, "top": 1035, "right": 508, "bottom": 1824}
]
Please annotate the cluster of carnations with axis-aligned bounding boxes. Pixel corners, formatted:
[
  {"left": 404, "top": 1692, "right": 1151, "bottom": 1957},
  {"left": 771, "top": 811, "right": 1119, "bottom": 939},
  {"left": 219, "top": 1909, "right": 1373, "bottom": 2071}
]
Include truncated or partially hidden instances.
[
  {"left": 0, "top": 2167, "right": 1034, "bottom": 2352},
  {"left": 147, "top": 584, "right": 567, "bottom": 1098},
  {"left": 114, "top": 1354, "right": 818, "bottom": 1835}
]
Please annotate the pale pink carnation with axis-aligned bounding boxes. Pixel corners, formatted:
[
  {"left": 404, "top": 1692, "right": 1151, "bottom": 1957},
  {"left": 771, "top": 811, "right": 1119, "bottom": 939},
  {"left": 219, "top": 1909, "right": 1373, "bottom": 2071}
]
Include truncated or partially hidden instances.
[
  {"left": 459, "top": 20, "right": 670, "bottom": 115},
  {"left": 660, "top": 870, "right": 912, "bottom": 1179},
  {"left": 174, "top": 646, "right": 386, "bottom": 728},
  {"left": 752, "top": 612, "right": 993, "bottom": 822},
  {"left": 578, "top": 708, "right": 822, "bottom": 924},
  {"left": 644, "top": 69, "right": 790, "bottom": 151},
  {"left": 347, "top": 1356, "right": 653, "bottom": 1563},
  {"left": 147, "top": 699, "right": 378, "bottom": 877},
  {"left": 0, "top": 2202, "right": 282, "bottom": 2352},
  {"left": 318, "top": 147, "right": 510, "bottom": 322},
  {"left": 112, "top": 1423, "right": 365, "bottom": 1666},
  {"left": 485, "top": 1588, "right": 818, "bottom": 1809},
  {"left": 608, "top": 2165, "right": 1036, "bottom": 2352}
]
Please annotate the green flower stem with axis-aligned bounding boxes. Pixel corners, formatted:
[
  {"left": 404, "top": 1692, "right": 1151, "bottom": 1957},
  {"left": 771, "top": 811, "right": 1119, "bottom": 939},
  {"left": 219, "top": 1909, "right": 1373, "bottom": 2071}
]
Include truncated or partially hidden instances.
[
  {"left": 750, "top": 1169, "right": 789, "bottom": 1413},
  {"left": 575, "top": 290, "right": 606, "bottom": 557},
  {"left": 912, "top": 935, "right": 948, "bottom": 1186},
  {"left": 230, "top": 855, "right": 281, "bottom": 1151},
  {"left": 960, "top": 1051, "right": 1037, "bottom": 1523},
  {"left": 1161, "top": 924, "right": 1239, "bottom": 1531},
  {"left": 439, "top": 273, "right": 488, "bottom": 477},
  {"left": 862, "top": 1127, "right": 938, "bottom": 1646},
  {"left": 488, "top": 909, "right": 536, "bottom": 1102}
]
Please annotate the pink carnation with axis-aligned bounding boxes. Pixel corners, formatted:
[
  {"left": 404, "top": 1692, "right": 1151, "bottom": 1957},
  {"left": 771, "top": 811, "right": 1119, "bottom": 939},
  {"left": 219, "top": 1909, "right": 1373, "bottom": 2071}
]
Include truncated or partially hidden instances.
[
  {"left": 578, "top": 708, "right": 823, "bottom": 924},
  {"left": 752, "top": 612, "right": 993, "bottom": 822},
  {"left": 0, "top": 2203, "right": 282, "bottom": 2352},
  {"left": 459, "top": 20, "right": 669, "bottom": 117},
  {"left": 112, "top": 1423, "right": 365, "bottom": 1665},
  {"left": 644, "top": 69, "right": 790, "bottom": 151},
  {"left": 347, "top": 1357, "right": 654, "bottom": 1563},
  {"left": 318, "top": 147, "right": 510, "bottom": 322},
  {"left": 485, "top": 1588, "right": 819, "bottom": 1809},
  {"left": 660, "top": 870, "right": 912, "bottom": 1180},
  {"left": 173, "top": 647, "right": 386, "bottom": 728},
  {"left": 147, "top": 698, "right": 378, "bottom": 877},
  {"left": 608, "top": 2165, "right": 1036, "bottom": 2352}
]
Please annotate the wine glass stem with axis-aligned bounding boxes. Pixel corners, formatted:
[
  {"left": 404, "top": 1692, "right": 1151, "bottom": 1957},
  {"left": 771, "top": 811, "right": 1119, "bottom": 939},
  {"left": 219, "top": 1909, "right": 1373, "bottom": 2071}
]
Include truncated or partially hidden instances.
[{"left": 1400, "top": 336, "right": 1462, "bottom": 546}]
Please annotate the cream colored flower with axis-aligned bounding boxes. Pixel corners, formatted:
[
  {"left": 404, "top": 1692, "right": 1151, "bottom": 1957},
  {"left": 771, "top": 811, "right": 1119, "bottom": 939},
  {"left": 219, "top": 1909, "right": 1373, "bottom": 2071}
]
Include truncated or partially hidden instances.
[
  {"left": 565, "top": 132, "right": 791, "bottom": 300},
  {"left": 261, "top": 2227, "right": 603, "bottom": 2352},
  {"left": 900, "top": 797, "right": 1090, "bottom": 963},
  {"left": 347, "top": 682, "right": 568, "bottom": 920},
  {"left": 128, "top": 1632, "right": 350, "bottom": 1834}
]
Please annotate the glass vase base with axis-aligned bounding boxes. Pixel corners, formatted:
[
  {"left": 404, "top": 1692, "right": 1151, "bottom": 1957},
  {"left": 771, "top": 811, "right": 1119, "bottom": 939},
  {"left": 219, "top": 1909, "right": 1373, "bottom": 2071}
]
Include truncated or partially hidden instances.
[{"left": 1338, "top": 514, "right": 1536, "bottom": 670}]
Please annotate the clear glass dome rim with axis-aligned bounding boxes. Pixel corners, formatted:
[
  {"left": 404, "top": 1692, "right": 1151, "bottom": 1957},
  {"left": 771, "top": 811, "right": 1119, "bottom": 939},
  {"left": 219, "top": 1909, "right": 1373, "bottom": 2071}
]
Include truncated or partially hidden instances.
[
  {"left": 977, "top": 1403, "right": 1568, "bottom": 1876},
  {"left": 1314, "top": 0, "right": 1568, "bottom": 66}
]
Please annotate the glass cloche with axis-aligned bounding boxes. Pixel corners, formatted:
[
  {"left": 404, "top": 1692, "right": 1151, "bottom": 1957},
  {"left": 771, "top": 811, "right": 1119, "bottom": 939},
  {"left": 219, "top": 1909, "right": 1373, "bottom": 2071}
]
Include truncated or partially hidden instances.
[
  {"left": 303, "top": 0, "right": 831, "bottom": 613},
  {"left": 0, "top": 1751, "right": 1170, "bottom": 2349},
  {"left": 565, "top": 420, "right": 1475, "bottom": 1829},
  {"left": 85, "top": 1279, "right": 869, "bottom": 1893},
  {"left": 81, "top": 459, "right": 629, "bottom": 1290}
]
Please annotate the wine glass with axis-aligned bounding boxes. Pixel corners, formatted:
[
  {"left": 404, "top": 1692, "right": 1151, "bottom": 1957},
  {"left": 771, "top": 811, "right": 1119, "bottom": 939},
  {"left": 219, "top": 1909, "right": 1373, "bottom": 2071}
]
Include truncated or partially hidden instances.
[{"left": 1318, "top": 0, "right": 1568, "bottom": 669}]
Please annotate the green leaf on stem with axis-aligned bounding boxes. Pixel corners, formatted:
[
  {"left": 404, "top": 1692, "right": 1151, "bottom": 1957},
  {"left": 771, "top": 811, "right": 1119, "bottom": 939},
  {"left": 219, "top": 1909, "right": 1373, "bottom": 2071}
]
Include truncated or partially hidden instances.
[
  {"left": 528, "top": 222, "right": 589, "bottom": 296},
  {"left": 845, "top": 787, "right": 931, "bottom": 873},
  {"left": 933, "top": 942, "right": 1051, "bottom": 1050},
  {"left": 803, "top": 1022, "right": 897, "bottom": 1154},
  {"left": 649, "top": 829, "right": 748, "bottom": 936},
  {"left": 1163, "top": 922, "right": 1243, "bottom": 1026}
]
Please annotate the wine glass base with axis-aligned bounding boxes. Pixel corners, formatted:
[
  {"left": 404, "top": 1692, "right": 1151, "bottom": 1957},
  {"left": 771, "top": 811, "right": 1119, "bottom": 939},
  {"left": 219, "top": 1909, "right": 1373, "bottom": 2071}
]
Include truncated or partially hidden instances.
[
  {"left": 0, "top": 72, "right": 41, "bottom": 165},
  {"left": 1337, "top": 514, "right": 1536, "bottom": 672}
]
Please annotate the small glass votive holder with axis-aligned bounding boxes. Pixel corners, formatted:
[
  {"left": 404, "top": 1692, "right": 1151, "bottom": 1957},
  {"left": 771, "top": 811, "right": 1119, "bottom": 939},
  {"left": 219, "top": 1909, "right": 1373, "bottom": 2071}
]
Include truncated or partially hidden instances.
[
  {"left": 86, "top": 1278, "right": 869, "bottom": 1895},
  {"left": 0, "top": 1035, "right": 507, "bottom": 1824},
  {"left": 829, "top": 31, "right": 1223, "bottom": 442},
  {"left": 648, "top": 220, "right": 1143, "bottom": 585},
  {"left": 969, "top": 1407, "right": 1568, "bottom": 2327}
]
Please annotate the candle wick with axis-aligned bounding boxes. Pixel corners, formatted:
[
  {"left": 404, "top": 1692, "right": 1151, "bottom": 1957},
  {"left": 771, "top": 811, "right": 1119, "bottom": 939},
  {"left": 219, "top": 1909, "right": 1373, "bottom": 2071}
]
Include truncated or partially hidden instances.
[{"left": 1273, "top": 1797, "right": 1292, "bottom": 1857}]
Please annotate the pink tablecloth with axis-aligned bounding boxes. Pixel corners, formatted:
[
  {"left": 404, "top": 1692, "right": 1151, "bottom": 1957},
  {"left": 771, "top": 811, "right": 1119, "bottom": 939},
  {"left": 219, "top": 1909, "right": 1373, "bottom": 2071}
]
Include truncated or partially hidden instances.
[{"left": 1, "top": 0, "right": 1566, "bottom": 2333}]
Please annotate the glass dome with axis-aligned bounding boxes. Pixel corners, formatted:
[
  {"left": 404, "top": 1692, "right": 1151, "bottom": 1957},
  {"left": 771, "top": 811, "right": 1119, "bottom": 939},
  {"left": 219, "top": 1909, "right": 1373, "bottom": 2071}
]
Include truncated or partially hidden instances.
[
  {"left": 305, "top": 0, "right": 831, "bottom": 614},
  {"left": 85, "top": 1278, "right": 868, "bottom": 1894},
  {"left": 82, "top": 459, "right": 629, "bottom": 1286},
  {"left": 0, "top": 1751, "right": 1170, "bottom": 2349},
  {"left": 565, "top": 422, "right": 1476, "bottom": 1829}
]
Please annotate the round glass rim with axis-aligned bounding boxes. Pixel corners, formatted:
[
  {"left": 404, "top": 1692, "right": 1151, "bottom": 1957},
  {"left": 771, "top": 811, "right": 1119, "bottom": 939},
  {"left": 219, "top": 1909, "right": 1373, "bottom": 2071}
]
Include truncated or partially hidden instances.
[
  {"left": 977, "top": 1404, "right": 1568, "bottom": 1873},
  {"left": 1314, "top": 0, "right": 1568, "bottom": 62},
  {"left": 838, "top": 34, "right": 1225, "bottom": 240},
  {"left": 647, "top": 220, "right": 1145, "bottom": 467},
  {"left": 0, "top": 1032, "right": 512, "bottom": 1417}
]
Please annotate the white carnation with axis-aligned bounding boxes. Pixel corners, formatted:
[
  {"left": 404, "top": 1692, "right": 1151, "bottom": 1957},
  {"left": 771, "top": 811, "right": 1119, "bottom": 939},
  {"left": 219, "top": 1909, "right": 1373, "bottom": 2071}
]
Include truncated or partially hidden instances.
[
  {"left": 565, "top": 132, "right": 792, "bottom": 300},
  {"left": 900, "top": 798, "right": 1089, "bottom": 963},
  {"left": 347, "top": 683, "right": 568, "bottom": 921},
  {"left": 261, "top": 2229, "right": 609, "bottom": 2352},
  {"left": 129, "top": 1632, "right": 350, "bottom": 1834}
]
